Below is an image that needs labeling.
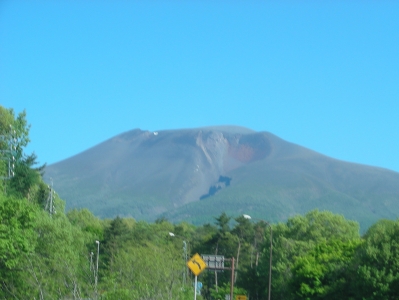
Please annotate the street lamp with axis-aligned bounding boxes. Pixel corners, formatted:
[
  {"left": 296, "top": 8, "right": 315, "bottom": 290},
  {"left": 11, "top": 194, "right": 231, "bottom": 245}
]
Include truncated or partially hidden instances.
[
  {"left": 243, "top": 214, "right": 272, "bottom": 300},
  {"left": 169, "top": 232, "right": 189, "bottom": 287},
  {"left": 90, "top": 251, "right": 94, "bottom": 273},
  {"left": 95, "top": 240, "right": 100, "bottom": 299}
]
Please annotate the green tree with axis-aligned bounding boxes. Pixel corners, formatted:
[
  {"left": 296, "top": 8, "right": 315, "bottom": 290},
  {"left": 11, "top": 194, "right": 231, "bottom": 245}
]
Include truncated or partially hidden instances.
[
  {"left": 67, "top": 208, "right": 104, "bottom": 241},
  {"left": 9, "top": 152, "right": 45, "bottom": 199},
  {"left": 0, "top": 106, "right": 16, "bottom": 192},
  {"left": 100, "top": 219, "right": 193, "bottom": 300},
  {"left": 291, "top": 239, "right": 361, "bottom": 299},
  {"left": 211, "top": 213, "right": 236, "bottom": 292},
  {"left": 0, "top": 194, "right": 38, "bottom": 298},
  {"left": 0, "top": 106, "right": 45, "bottom": 199},
  {"left": 26, "top": 210, "right": 91, "bottom": 299},
  {"left": 236, "top": 220, "right": 268, "bottom": 300},
  {"left": 232, "top": 215, "right": 254, "bottom": 282},
  {"left": 351, "top": 219, "right": 399, "bottom": 300},
  {"left": 270, "top": 210, "right": 360, "bottom": 299},
  {"left": 102, "top": 216, "right": 132, "bottom": 271}
]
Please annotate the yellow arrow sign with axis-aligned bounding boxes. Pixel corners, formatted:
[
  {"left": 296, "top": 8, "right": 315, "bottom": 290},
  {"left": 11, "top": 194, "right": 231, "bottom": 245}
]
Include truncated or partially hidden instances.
[
  {"left": 187, "top": 253, "right": 207, "bottom": 276},
  {"left": 236, "top": 295, "right": 247, "bottom": 300}
]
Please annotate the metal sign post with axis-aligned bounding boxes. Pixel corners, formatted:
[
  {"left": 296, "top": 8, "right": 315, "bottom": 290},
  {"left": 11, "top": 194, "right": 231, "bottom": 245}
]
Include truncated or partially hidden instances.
[
  {"left": 194, "top": 275, "right": 198, "bottom": 300},
  {"left": 187, "top": 254, "right": 207, "bottom": 300},
  {"left": 201, "top": 255, "right": 235, "bottom": 300}
]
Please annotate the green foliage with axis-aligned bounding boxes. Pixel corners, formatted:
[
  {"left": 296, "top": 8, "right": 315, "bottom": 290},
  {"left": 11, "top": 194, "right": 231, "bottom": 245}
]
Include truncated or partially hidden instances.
[
  {"left": 210, "top": 282, "right": 247, "bottom": 300},
  {"left": 0, "top": 106, "right": 15, "bottom": 191},
  {"left": 291, "top": 239, "right": 361, "bottom": 299},
  {"left": 67, "top": 208, "right": 104, "bottom": 240},
  {"left": 284, "top": 209, "right": 360, "bottom": 242},
  {"left": 351, "top": 219, "right": 399, "bottom": 300},
  {"left": 0, "top": 195, "right": 37, "bottom": 270},
  {"left": 8, "top": 152, "right": 44, "bottom": 199},
  {"left": 0, "top": 106, "right": 45, "bottom": 200},
  {"left": 101, "top": 244, "right": 189, "bottom": 300},
  {"left": 270, "top": 209, "right": 360, "bottom": 300},
  {"left": 0, "top": 106, "right": 14, "bottom": 133}
]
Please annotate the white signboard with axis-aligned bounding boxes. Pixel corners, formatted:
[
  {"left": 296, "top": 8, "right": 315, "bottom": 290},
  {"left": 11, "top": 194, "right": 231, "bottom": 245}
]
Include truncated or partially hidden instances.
[{"left": 201, "top": 255, "right": 225, "bottom": 270}]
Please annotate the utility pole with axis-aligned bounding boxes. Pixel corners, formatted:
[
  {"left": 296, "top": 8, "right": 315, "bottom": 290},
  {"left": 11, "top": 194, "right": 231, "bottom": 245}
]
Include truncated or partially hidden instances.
[
  {"left": 243, "top": 214, "right": 273, "bottom": 300},
  {"left": 45, "top": 178, "right": 56, "bottom": 216},
  {"left": 0, "top": 125, "right": 16, "bottom": 180},
  {"left": 169, "top": 232, "right": 190, "bottom": 288},
  {"left": 95, "top": 240, "right": 100, "bottom": 299}
]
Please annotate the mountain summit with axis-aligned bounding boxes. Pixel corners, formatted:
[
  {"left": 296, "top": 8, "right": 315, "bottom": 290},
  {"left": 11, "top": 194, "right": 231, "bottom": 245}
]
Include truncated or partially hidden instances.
[{"left": 45, "top": 126, "right": 399, "bottom": 230}]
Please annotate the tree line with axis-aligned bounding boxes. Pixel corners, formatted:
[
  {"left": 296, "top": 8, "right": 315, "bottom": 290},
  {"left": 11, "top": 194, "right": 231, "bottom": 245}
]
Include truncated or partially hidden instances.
[{"left": 1, "top": 106, "right": 399, "bottom": 299}]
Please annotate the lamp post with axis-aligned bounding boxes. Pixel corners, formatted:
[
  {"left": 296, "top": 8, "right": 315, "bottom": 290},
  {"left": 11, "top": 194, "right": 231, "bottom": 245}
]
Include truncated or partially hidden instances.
[
  {"left": 90, "top": 251, "right": 94, "bottom": 273},
  {"left": 169, "top": 232, "right": 189, "bottom": 287},
  {"left": 95, "top": 240, "right": 100, "bottom": 299},
  {"left": 243, "top": 214, "right": 272, "bottom": 300}
]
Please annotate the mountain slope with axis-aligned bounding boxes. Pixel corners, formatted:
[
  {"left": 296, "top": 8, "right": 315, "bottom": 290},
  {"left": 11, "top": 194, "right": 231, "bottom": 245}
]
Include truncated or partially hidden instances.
[{"left": 44, "top": 126, "right": 399, "bottom": 230}]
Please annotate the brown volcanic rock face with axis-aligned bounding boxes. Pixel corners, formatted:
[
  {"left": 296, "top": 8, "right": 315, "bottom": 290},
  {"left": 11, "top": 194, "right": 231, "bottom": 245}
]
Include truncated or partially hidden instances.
[{"left": 228, "top": 133, "right": 272, "bottom": 163}]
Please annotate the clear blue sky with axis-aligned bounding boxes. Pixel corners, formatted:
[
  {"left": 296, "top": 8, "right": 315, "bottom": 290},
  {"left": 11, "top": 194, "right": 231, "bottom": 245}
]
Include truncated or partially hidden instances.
[{"left": 1, "top": 1, "right": 398, "bottom": 172}]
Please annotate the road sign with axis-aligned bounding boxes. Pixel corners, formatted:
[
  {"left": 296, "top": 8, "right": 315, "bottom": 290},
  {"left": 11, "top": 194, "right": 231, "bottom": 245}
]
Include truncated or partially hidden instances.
[
  {"left": 236, "top": 295, "right": 247, "bottom": 300},
  {"left": 187, "top": 253, "right": 207, "bottom": 276},
  {"left": 201, "top": 254, "right": 225, "bottom": 270}
]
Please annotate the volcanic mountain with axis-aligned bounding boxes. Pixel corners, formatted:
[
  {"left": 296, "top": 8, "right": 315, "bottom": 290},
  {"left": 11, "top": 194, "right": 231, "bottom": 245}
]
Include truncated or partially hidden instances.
[{"left": 44, "top": 126, "right": 399, "bottom": 230}]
